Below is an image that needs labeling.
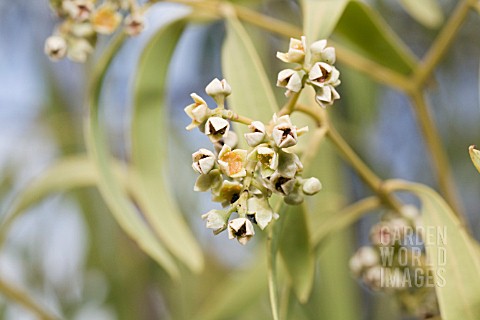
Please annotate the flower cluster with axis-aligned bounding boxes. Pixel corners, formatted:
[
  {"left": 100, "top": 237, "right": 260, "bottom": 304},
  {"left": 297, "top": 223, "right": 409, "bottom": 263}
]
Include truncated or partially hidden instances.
[
  {"left": 349, "top": 205, "right": 440, "bottom": 318},
  {"left": 44, "top": 0, "right": 146, "bottom": 62},
  {"left": 186, "top": 78, "right": 322, "bottom": 245},
  {"left": 276, "top": 37, "right": 341, "bottom": 108}
]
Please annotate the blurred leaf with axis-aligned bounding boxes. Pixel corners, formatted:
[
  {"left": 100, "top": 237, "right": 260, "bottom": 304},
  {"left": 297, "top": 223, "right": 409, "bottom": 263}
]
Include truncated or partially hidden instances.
[
  {"left": 85, "top": 33, "right": 180, "bottom": 278},
  {"left": 302, "top": 0, "right": 349, "bottom": 42},
  {"left": 193, "top": 253, "right": 268, "bottom": 320},
  {"left": 278, "top": 204, "right": 315, "bottom": 303},
  {"left": 131, "top": 17, "right": 204, "bottom": 273},
  {"left": 333, "top": 1, "right": 418, "bottom": 75},
  {"left": 223, "top": 13, "right": 278, "bottom": 137},
  {"left": 313, "top": 197, "right": 380, "bottom": 247},
  {"left": 389, "top": 180, "right": 480, "bottom": 320},
  {"left": 469, "top": 145, "right": 480, "bottom": 174},
  {"left": 399, "top": 0, "right": 444, "bottom": 29}
]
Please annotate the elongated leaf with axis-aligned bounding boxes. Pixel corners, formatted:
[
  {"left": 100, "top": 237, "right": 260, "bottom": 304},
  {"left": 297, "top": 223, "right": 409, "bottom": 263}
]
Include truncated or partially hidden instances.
[
  {"left": 399, "top": 0, "right": 444, "bottom": 29},
  {"left": 278, "top": 204, "right": 315, "bottom": 303},
  {"left": 302, "top": 0, "right": 349, "bottom": 42},
  {"left": 193, "top": 253, "right": 268, "bottom": 320},
  {"left": 131, "top": 16, "right": 204, "bottom": 273},
  {"left": 469, "top": 145, "right": 480, "bottom": 174},
  {"left": 223, "top": 14, "right": 278, "bottom": 134},
  {"left": 388, "top": 180, "right": 480, "bottom": 320},
  {"left": 333, "top": 1, "right": 418, "bottom": 75},
  {"left": 85, "top": 33, "right": 179, "bottom": 278}
]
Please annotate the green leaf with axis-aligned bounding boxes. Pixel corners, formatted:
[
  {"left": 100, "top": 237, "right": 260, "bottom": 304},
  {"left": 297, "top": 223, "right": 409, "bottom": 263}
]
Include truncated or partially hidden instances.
[
  {"left": 302, "top": 0, "right": 349, "bottom": 42},
  {"left": 278, "top": 204, "right": 315, "bottom": 303},
  {"left": 223, "top": 13, "right": 278, "bottom": 136},
  {"left": 388, "top": 180, "right": 480, "bottom": 320},
  {"left": 469, "top": 145, "right": 480, "bottom": 174},
  {"left": 85, "top": 33, "right": 179, "bottom": 279},
  {"left": 131, "top": 17, "right": 204, "bottom": 273},
  {"left": 193, "top": 253, "right": 268, "bottom": 320},
  {"left": 399, "top": 0, "right": 444, "bottom": 29},
  {"left": 333, "top": 1, "right": 418, "bottom": 75}
]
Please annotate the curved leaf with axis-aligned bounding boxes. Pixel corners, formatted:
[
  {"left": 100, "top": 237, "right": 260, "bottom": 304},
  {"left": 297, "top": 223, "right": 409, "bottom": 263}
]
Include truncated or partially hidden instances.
[
  {"left": 131, "top": 16, "right": 204, "bottom": 273},
  {"left": 278, "top": 204, "right": 315, "bottom": 303},
  {"left": 388, "top": 180, "right": 480, "bottom": 320},
  {"left": 223, "top": 13, "right": 278, "bottom": 135},
  {"left": 302, "top": 0, "right": 349, "bottom": 42},
  {"left": 469, "top": 145, "right": 480, "bottom": 174},
  {"left": 333, "top": 1, "right": 418, "bottom": 75},
  {"left": 85, "top": 33, "right": 179, "bottom": 278},
  {"left": 399, "top": 0, "right": 444, "bottom": 29}
]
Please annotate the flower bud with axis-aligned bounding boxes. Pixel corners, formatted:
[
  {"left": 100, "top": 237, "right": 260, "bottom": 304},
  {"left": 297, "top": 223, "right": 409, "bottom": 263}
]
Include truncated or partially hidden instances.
[
  {"left": 228, "top": 218, "right": 255, "bottom": 245},
  {"left": 302, "top": 177, "right": 322, "bottom": 195},
  {"left": 244, "top": 121, "right": 265, "bottom": 147},
  {"left": 205, "top": 78, "right": 231, "bottom": 105},
  {"left": 44, "top": 36, "right": 67, "bottom": 61},
  {"left": 284, "top": 188, "right": 304, "bottom": 205},
  {"left": 192, "top": 148, "right": 216, "bottom": 175},
  {"left": 205, "top": 117, "right": 230, "bottom": 142},
  {"left": 349, "top": 246, "right": 379, "bottom": 276}
]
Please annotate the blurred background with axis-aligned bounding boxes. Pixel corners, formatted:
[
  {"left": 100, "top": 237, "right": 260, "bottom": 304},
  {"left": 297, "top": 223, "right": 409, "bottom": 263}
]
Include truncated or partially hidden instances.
[{"left": 0, "top": 0, "right": 479, "bottom": 319}]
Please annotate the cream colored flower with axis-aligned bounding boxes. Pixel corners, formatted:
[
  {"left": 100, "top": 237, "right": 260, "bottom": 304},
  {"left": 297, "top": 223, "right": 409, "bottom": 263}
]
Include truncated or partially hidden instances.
[
  {"left": 314, "top": 85, "right": 340, "bottom": 108},
  {"left": 67, "top": 38, "right": 93, "bottom": 63},
  {"left": 228, "top": 218, "right": 255, "bottom": 245},
  {"left": 272, "top": 114, "right": 298, "bottom": 149},
  {"left": 202, "top": 209, "right": 229, "bottom": 234},
  {"left": 247, "top": 197, "right": 274, "bottom": 229},
  {"left": 124, "top": 13, "right": 146, "bottom": 36},
  {"left": 218, "top": 145, "right": 247, "bottom": 178},
  {"left": 309, "top": 62, "right": 340, "bottom": 87},
  {"left": 205, "top": 117, "right": 230, "bottom": 142},
  {"left": 310, "top": 39, "right": 336, "bottom": 64},
  {"left": 212, "top": 180, "right": 243, "bottom": 206},
  {"left": 62, "top": 0, "right": 94, "bottom": 21},
  {"left": 205, "top": 78, "right": 231, "bottom": 105},
  {"left": 276, "top": 69, "right": 305, "bottom": 97},
  {"left": 184, "top": 93, "right": 210, "bottom": 130},
  {"left": 192, "top": 148, "right": 216, "bottom": 175},
  {"left": 276, "top": 36, "right": 306, "bottom": 64},
  {"left": 91, "top": 3, "right": 122, "bottom": 35},
  {"left": 244, "top": 121, "right": 265, "bottom": 147}
]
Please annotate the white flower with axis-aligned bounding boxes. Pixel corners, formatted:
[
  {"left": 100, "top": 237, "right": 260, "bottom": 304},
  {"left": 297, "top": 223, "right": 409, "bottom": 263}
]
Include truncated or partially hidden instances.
[
  {"left": 276, "top": 36, "right": 306, "bottom": 64},
  {"left": 314, "top": 85, "right": 340, "bottom": 108},
  {"left": 44, "top": 36, "right": 67, "bottom": 61},
  {"left": 62, "top": 0, "right": 94, "bottom": 21},
  {"left": 184, "top": 93, "right": 210, "bottom": 130},
  {"left": 256, "top": 147, "right": 278, "bottom": 178},
  {"left": 276, "top": 69, "right": 305, "bottom": 97},
  {"left": 272, "top": 114, "right": 298, "bottom": 148},
  {"left": 205, "top": 78, "right": 231, "bottom": 105},
  {"left": 349, "top": 246, "right": 379, "bottom": 276},
  {"left": 124, "top": 13, "right": 146, "bottom": 36},
  {"left": 217, "top": 145, "right": 247, "bottom": 178},
  {"left": 302, "top": 177, "right": 322, "bottom": 195},
  {"left": 91, "top": 3, "right": 122, "bottom": 35},
  {"left": 192, "top": 148, "right": 216, "bottom": 175},
  {"left": 310, "top": 39, "right": 336, "bottom": 64},
  {"left": 202, "top": 209, "right": 228, "bottom": 234},
  {"left": 194, "top": 169, "right": 222, "bottom": 192},
  {"left": 269, "top": 171, "right": 296, "bottom": 196},
  {"left": 247, "top": 197, "right": 274, "bottom": 229},
  {"left": 67, "top": 38, "right": 93, "bottom": 63},
  {"left": 309, "top": 62, "right": 340, "bottom": 87},
  {"left": 370, "top": 219, "right": 409, "bottom": 246},
  {"left": 228, "top": 218, "right": 255, "bottom": 245},
  {"left": 212, "top": 180, "right": 243, "bottom": 206},
  {"left": 205, "top": 117, "right": 230, "bottom": 142},
  {"left": 362, "top": 265, "right": 384, "bottom": 291},
  {"left": 244, "top": 121, "right": 265, "bottom": 147}
]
